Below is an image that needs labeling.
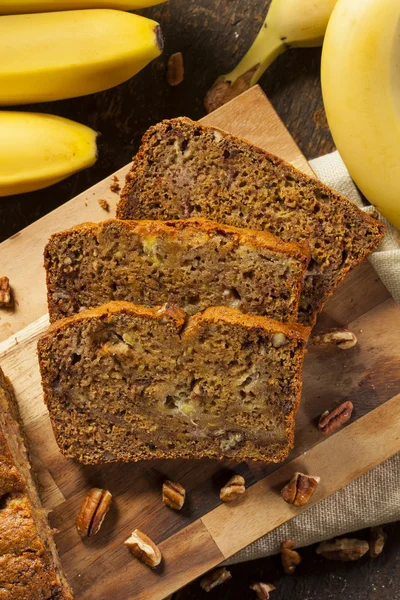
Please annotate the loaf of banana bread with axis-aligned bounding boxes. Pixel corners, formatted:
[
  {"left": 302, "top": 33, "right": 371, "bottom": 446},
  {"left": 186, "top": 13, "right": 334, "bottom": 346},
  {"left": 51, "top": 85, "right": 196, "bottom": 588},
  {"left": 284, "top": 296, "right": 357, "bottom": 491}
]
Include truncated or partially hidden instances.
[
  {"left": 45, "top": 217, "right": 309, "bottom": 323},
  {"left": 117, "top": 117, "right": 385, "bottom": 326},
  {"left": 38, "top": 301, "right": 309, "bottom": 464},
  {"left": 0, "top": 367, "right": 73, "bottom": 600}
]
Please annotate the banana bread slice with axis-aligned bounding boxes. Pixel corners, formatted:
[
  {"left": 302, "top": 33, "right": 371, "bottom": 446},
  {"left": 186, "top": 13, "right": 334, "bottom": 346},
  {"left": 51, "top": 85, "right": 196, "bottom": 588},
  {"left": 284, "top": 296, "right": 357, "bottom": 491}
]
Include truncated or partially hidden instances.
[
  {"left": 37, "top": 301, "right": 309, "bottom": 465},
  {"left": 44, "top": 217, "right": 309, "bottom": 323},
  {"left": 0, "top": 367, "right": 73, "bottom": 600},
  {"left": 117, "top": 117, "right": 385, "bottom": 326}
]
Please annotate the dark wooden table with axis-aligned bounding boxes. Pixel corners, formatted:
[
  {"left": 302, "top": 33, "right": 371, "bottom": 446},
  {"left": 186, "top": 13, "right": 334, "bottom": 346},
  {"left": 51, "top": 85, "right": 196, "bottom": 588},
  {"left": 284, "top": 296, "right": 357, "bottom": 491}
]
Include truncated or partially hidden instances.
[{"left": 0, "top": 1, "right": 398, "bottom": 598}]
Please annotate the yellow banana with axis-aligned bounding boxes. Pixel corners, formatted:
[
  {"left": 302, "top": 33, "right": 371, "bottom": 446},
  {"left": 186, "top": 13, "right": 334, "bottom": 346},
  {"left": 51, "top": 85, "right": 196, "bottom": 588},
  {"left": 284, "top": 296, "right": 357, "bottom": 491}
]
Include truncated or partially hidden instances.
[
  {"left": 0, "top": 10, "right": 163, "bottom": 105},
  {"left": 321, "top": 0, "right": 400, "bottom": 228},
  {"left": 205, "top": 0, "right": 337, "bottom": 113},
  {"left": 0, "top": 112, "right": 97, "bottom": 196},
  {"left": 0, "top": 0, "right": 167, "bottom": 13}
]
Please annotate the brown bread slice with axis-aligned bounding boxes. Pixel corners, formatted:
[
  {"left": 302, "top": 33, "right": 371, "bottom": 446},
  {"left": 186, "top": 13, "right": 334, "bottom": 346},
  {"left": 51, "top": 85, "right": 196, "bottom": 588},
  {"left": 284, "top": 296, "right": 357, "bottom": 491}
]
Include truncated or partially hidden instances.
[
  {"left": 117, "top": 117, "right": 385, "bottom": 326},
  {"left": 0, "top": 367, "right": 73, "bottom": 600},
  {"left": 45, "top": 217, "right": 309, "bottom": 323},
  {"left": 38, "top": 301, "right": 309, "bottom": 465}
]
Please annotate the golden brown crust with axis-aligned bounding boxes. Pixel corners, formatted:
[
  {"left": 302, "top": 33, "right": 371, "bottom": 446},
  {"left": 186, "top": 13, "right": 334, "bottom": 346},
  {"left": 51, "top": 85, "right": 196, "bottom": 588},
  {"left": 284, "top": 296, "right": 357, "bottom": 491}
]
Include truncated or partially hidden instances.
[
  {"left": 193, "top": 305, "right": 310, "bottom": 342},
  {"left": 0, "top": 368, "right": 73, "bottom": 599},
  {"left": 117, "top": 117, "right": 385, "bottom": 326},
  {"left": 42, "top": 300, "right": 187, "bottom": 339}
]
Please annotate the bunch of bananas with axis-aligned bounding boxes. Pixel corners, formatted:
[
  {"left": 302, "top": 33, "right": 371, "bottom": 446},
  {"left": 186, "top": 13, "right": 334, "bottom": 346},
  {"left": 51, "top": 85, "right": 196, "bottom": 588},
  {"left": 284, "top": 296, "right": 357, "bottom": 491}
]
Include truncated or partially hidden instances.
[
  {"left": 0, "top": 1, "right": 166, "bottom": 197},
  {"left": 205, "top": 0, "right": 400, "bottom": 228}
]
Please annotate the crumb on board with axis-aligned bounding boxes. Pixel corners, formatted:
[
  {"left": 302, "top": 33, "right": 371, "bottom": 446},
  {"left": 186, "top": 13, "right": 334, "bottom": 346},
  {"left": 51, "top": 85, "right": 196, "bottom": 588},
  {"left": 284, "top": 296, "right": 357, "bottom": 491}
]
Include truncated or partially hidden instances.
[
  {"left": 98, "top": 198, "right": 110, "bottom": 212},
  {"left": 0, "top": 276, "right": 13, "bottom": 308},
  {"left": 110, "top": 175, "right": 120, "bottom": 194}
]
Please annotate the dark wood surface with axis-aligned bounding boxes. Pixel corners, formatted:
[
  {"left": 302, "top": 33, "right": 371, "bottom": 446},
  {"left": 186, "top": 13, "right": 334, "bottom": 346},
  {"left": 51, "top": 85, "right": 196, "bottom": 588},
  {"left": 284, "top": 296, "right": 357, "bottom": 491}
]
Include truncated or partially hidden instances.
[
  {"left": 176, "top": 523, "right": 400, "bottom": 600},
  {"left": 0, "top": 1, "right": 396, "bottom": 599},
  {"left": 0, "top": 0, "right": 334, "bottom": 243}
]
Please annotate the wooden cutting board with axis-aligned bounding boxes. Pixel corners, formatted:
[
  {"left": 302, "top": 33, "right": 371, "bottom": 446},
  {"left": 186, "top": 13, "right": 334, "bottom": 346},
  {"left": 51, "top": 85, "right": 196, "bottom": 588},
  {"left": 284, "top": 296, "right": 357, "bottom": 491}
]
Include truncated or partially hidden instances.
[{"left": 0, "top": 86, "right": 399, "bottom": 600}]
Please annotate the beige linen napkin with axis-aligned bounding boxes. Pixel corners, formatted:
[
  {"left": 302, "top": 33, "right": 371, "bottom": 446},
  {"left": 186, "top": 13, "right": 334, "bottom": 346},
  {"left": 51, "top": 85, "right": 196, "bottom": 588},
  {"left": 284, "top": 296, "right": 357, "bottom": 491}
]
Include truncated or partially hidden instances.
[{"left": 226, "top": 151, "right": 400, "bottom": 564}]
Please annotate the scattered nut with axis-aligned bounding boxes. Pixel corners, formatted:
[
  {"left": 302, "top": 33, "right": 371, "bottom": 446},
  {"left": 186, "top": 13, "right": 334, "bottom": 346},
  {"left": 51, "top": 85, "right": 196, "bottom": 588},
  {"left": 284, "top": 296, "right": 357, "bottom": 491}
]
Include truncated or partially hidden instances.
[
  {"left": 280, "top": 539, "right": 301, "bottom": 574},
  {"left": 200, "top": 567, "right": 232, "bottom": 591},
  {"left": 250, "top": 582, "right": 276, "bottom": 599},
  {"left": 110, "top": 175, "right": 120, "bottom": 193},
  {"left": 312, "top": 328, "right": 357, "bottom": 349},
  {"left": 0, "top": 276, "right": 13, "bottom": 308},
  {"left": 76, "top": 488, "right": 112, "bottom": 537},
  {"left": 220, "top": 474, "right": 246, "bottom": 502},
  {"left": 281, "top": 473, "right": 320, "bottom": 507},
  {"left": 162, "top": 480, "right": 186, "bottom": 510},
  {"left": 318, "top": 401, "right": 354, "bottom": 435},
  {"left": 316, "top": 538, "right": 369, "bottom": 561},
  {"left": 167, "top": 52, "right": 184, "bottom": 86},
  {"left": 369, "top": 526, "right": 386, "bottom": 558},
  {"left": 124, "top": 529, "right": 162, "bottom": 568},
  {"left": 98, "top": 198, "right": 110, "bottom": 212}
]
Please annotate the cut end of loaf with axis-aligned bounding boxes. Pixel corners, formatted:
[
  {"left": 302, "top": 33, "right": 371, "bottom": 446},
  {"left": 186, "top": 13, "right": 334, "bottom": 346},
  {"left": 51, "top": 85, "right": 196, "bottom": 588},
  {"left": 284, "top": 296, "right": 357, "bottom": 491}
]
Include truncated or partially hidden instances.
[
  {"left": 0, "top": 368, "right": 74, "bottom": 600},
  {"left": 38, "top": 302, "right": 308, "bottom": 465}
]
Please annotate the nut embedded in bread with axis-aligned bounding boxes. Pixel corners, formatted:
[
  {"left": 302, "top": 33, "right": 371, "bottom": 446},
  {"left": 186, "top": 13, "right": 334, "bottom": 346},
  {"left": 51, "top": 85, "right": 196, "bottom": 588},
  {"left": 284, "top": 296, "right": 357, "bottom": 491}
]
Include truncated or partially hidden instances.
[
  {"left": 44, "top": 217, "right": 310, "bottom": 323},
  {"left": 37, "top": 301, "right": 309, "bottom": 465},
  {"left": 0, "top": 367, "right": 73, "bottom": 600},
  {"left": 117, "top": 117, "right": 385, "bottom": 326}
]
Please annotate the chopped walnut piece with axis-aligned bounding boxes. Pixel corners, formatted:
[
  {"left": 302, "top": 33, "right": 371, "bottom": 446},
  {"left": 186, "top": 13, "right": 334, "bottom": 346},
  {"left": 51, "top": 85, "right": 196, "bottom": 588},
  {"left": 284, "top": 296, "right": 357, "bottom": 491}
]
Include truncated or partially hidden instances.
[
  {"left": 110, "top": 175, "right": 120, "bottom": 193},
  {"left": 250, "top": 582, "right": 276, "bottom": 599},
  {"left": 0, "top": 277, "right": 13, "bottom": 308},
  {"left": 316, "top": 538, "right": 369, "bottom": 561},
  {"left": 98, "top": 198, "right": 110, "bottom": 212},
  {"left": 220, "top": 474, "right": 246, "bottom": 502},
  {"left": 312, "top": 328, "right": 357, "bottom": 349},
  {"left": 162, "top": 480, "right": 186, "bottom": 510},
  {"left": 280, "top": 539, "right": 301, "bottom": 574},
  {"left": 167, "top": 52, "right": 184, "bottom": 86},
  {"left": 281, "top": 473, "right": 320, "bottom": 507},
  {"left": 125, "top": 529, "right": 162, "bottom": 568},
  {"left": 318, "top": 401, "right": 353, "bottom": 435},
  {"left": 200, "top": 567, "right": 232, "bottom": 591},
  {"left": 76, "top": 488, "right": 112, "bottom": 537},
  {"left": 369, "top": 526, "right": 386, "bottom": 558}
]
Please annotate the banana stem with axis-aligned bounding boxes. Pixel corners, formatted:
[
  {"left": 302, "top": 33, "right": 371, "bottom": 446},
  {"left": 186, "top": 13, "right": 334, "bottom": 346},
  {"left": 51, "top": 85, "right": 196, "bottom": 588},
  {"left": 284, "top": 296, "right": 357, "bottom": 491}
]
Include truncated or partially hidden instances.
[
  {"left": 228, "top": 22, "right": 285, "bottom": 86},
  {"left": 204, "top": 19, "right": 285, "bottom": 113}
]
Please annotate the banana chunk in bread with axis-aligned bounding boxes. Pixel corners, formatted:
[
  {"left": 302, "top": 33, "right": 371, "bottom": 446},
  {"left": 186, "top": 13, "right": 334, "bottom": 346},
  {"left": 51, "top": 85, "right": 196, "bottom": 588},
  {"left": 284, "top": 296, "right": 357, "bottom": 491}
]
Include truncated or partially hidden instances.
[
  {"left": 0, "top": 368, "right": 73, "bottom": 600},
  {"left": 45, "top": 217, "right": 309, "bottom": 323},
  {"left": 117, "top": 117, "right": 385, "bottom": 326},
  {"left": 38, "top": 301, "right": 309, "bottom": 465}
]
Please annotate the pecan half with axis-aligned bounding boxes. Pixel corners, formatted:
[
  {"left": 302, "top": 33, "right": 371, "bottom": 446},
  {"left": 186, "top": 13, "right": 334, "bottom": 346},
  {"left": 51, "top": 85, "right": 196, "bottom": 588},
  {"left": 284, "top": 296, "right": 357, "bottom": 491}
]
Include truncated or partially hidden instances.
[
  {"left": 162, "top": 480, "right": 186, "bottom": 510},
  {"left": 369, "top": 526, "right": 386, "bottom": 558},
  {"left": 312, "top": 328, "right": 357, "bottom": 349},
  {"left": 280, "top": 539, "right": 301, "bottom": 574},
  {"left": 200, "top": 567, "right": 232, "bottom": 591},
  {"left": 250, "top": 582, "right": 276, "bottom": 599},
  {"left": 281, "top": 473, "right": 320, "bottom": 507},
  {"left": 316, "top": 538, "right": 369, "bottom": 561},
  {"left": 76, "top": 488, "right": 112, "bottom": 537},
  {"left": 318, "top": 401, "right": 353, "bottom": 435},
  {"left": 0, "top": 276, "right": 13, "bottom": 308},
  {"left": 167, "top": 52, "right": 184, "bottom": 86},
  {"left": 220, "top": 474, "right": 246, "bottom": 502},
  {"left": 124, "top": 529, "right": 162, "bottom": 568}
]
